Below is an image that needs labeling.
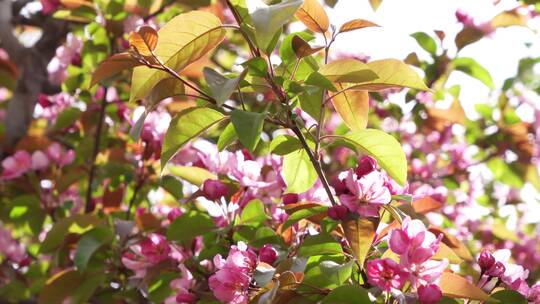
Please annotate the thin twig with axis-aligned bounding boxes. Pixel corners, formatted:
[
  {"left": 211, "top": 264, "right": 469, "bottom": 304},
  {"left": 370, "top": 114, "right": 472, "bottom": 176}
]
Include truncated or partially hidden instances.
[{"left": 85, "top": 98, "right": 108, "bottom": 213}]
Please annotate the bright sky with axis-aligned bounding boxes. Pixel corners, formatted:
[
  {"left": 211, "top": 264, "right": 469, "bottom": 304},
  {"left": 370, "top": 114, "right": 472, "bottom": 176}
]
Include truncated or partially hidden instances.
[{"left": 326, "top": 0, "right": 540, "bottom": 116}]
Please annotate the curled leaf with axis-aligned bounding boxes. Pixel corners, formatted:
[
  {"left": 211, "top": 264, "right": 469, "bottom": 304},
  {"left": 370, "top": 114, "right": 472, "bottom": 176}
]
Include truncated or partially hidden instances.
[
  {"left": 339, "top": 19, "right": 379, "bottom": 33},
  {"left": 291, "top": 35, "right": 324, "bottom": 58},
  {"left": 128, "top": 26, "right": 158, "bottom": 57}
]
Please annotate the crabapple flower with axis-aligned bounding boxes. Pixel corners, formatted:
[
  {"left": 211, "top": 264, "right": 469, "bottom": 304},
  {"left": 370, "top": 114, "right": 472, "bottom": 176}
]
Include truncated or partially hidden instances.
[
  {"left": 0, "top": 227, "right": 27, "bottom": 263},
  {"left": 31, "top": 151, "right": 50, "bottom": 171},
  {"left": 417, "top": 284, "right": 443, "bottom": 304},
  {"left": 140, "top": 233, "right": 171, "bottom": 264},
  {"left": 47, "top": 143, "right": 75, "bottom": 167},
  {"left": 366, "top": 258, "right": 409, "bottom": 291},
  {"left": 209, "top": 242, "right": 257, "bottom": 304},
  {"left": 389, "top": 217, "right": 442, "bottom": 265},
  {"left": 47, "top": 33, "right": 83, "bottom": 84},
  {"left": 164, "top": 264, "right": 196, "bottom": 304},
  {"left": 1, "top": 151, "right": 31, "bottom": 180},
  {"left": 202, "top": 179, "right": 228, "bottom": 200},
  {"left": 338, "top": 169, "right": 391, "bottom": 217}
]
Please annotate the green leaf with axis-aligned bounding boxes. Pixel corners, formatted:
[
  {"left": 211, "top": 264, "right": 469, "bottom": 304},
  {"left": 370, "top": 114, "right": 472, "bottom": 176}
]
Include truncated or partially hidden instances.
[
  {"left": 282, "top": 148, "right": 318, "bottom": 193},
  {"left": 54, "top": 108, "right": 82, "bottom": 131},
  {"left": 350, "top": 59, "right": 429, "bottom": 91},
  {"left": 298, "top": 87, "right": 324, "bottom": 119},
  {"left": 321, "top": 285, "right": 371, "bottom": 304},
  {"left": 230, "top": 110, "right": 266, "bottom": 153},
  {"left": 161, "top": 107, "right": 226, "bottom": 168},
  {"left": 411, "top": 32, "right": 437, "bottom": 55},
  {"left": 487, "top": 158, "right": 523, "bottom": 188},
  {"left": 40, "top": 214, "right": 102, "bottom": 253},
  {"left": 282, "top": 206, "right": 328, "bottom": 231},
  {"left": 39, "top": 269, "right": 85, "bottom": 304},
  {"left": 130, "top": 11, "right": 226, "bottom": 102},
  {"left": 74, "top": 227, "right": 113, "bottom": 271},
  {"left": 129, "top": 111, "right": 148, "bottom": 141},
  {"left": 303, "top": 255, "right": 348, "bottom": 288},
  {"left": 160, "top": 175, "right": 184, "bottom": 199},
  {"left": 167, "top": 211, "right": 215, "bottom": 242},
  {"left": 249, "top": 0, "right": 303, "bottom": 50},
  {"left": 270, "top": 135, "right": 302, "bottom": 155},
  {"left": 168, "top": 165, "right": 216, "bottom": 187},
  {"left": 242, "top": 57, "right": 268, "bottom": 78},
  {"left": 489, "top": 290, "right": 527, "bottom": 304},
  {"left": 217, "top": 122, "right": 238, "bottom": 151},
  {"left": 339, "top": 129, "right": 407, "bottom": 185},
  {"left": 453, "top": 57, "right": 494, "bottom": 89},
  {"left": 299, "top": 234, "right": 343, "bottom": 257},
  {"left": 203, "top": 68, "right": 248, "bottom": 106},
  {"left": 319, "top": 59, "right": 378, "bottom": 83},
  {"left": 240, "top": 200, "right": 270, "bottom": 226}
]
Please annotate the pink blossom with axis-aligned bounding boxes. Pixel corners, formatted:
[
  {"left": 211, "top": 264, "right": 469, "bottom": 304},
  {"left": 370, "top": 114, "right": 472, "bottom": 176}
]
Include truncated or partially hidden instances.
[
  {"left": 47, "top": 143, "right": 75, "bottom": 167},
  {"left": 140, "top": 233, "right": 171, "bottom": 264},
  {"left": 389, "top": 217, "right": 441, "bottom": 265},
  {"left": 164, "top": 265, "right": 196, "bottom": 304},
  {"left": 417, "top": 284, "right": 443, "bottom": 304},
  {"left": 527, "top": 284, "right": 540, "bottom": 304},
  {"left": 1, "top": 150, "right": 31, "bottom": 180},
  {"left": 407, "top": 259, "right": 448, "bottom": 287},
  {"left": 209, "top": 267, "right": 251, "bottom": 304},
  {"left": 47, "top": 33, "right": 83, "bottom": 84},
  {"left": 31, "top": 151, "right": 50, "bottom": 171},
  {"left": 0, "top": 227, "right": 27, "bottom": 263},
  {"left": 209, "top": 242, "right": 257, "bottom": 304},
  {"left": 366, "top": 258, "right": 409, "bottom": 291},
  {"left": 338, "top": 169, "right": 391, "bottom": 217}
]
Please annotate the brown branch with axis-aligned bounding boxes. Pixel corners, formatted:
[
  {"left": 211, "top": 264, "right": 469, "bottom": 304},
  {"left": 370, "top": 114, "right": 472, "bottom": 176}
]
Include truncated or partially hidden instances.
[{"left": 85, "top": 98, "right": 108, "bottom": 213}]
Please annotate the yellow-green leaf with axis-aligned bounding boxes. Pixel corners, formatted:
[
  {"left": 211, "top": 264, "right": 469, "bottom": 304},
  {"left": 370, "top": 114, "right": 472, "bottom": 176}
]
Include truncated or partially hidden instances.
[
  {"left": 339, "top": 129, "right": 407, "bottom": 185},
  {"left": 146, "top": 77, "right": 185, "bottom": 108},
  {"left": 161, "top": 107, "right": 226, "bottom": 168},
  {"left": 331, "top": 84, "right": 368, "bottom": 131},
  {"left": 250, "top": 0, "right": 303, "bottom": 49},
  {"left": 350, "top": 59, "right": 429, "bottom": 91},
  {"left": 295, "top": 0, "right": 330, "bottom": 33},
  {"left": 40, "top": 214, "right": 102, "bottom": 253},
  {"left": 369, "top": 0, "right": 383, "bottom": 11},
  {"left": 283, "top": 148, "right": 318, "bottom": 194},
  {"left": 168, "top": 165, "right": 217, "bottom": 187},
  {"left": 319, "top": 59, "right": 378, "bottom": 83},
  {"left": 90, "top": 53, "right": 141, "bottom": 87},
  {"left": 130, "top": 11, "right": 225, "bottom": 102}
]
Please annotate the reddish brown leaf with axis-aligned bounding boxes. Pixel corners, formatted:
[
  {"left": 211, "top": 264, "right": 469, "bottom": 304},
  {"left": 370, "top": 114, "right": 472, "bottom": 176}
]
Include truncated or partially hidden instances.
[
  {"left": 291, "top": 35, "right": 324, "bottom": 58},
  {"left": 342, "top": 217, "right": 379, "bottom": 267},
  {"left": 128, "top": 26, "right": 158, "bottom": 57},
  {"left": 90, "top": 53, "right": 141, "bottom": 87},
  {"left": 412, "top": 196, "right": 444, "bottom": 214}
]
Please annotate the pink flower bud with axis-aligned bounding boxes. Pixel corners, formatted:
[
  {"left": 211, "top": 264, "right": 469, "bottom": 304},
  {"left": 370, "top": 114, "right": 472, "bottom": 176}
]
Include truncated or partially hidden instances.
[
  {"left": 355, "top": 156, "right": 376, "bottom": 178},
  {"left": 478, "top": 249, "right": 495, "bottom": 271},
  {"left": 331, "top": 177, "right": 348, "bottom": 196},
  {"left": 486, "top": 261, "right": 506, "bottom": 277},
  {"left": 176, "top": 293, "right": 196, "bottom": 303},
  {"left": 328, "top": 205, "right": 348, "bottom": 221},
  {"left": 38, "top": 94, "right": 53, "bottom": 108},
  {"left": 259, "top": 244, "right": 278, "bottom": 265},
  {"left": 282, "top": 193, "right": 299, "bottom": 205},
  {"left": 418, "top": 284, "right": 443, "bottom": 304},
  {"left": 202, "top": 179, "right": 228, "bottom": 200}
]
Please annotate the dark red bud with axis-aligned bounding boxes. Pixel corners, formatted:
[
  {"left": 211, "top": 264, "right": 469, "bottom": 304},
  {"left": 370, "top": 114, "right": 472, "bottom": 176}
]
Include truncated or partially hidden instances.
[{"left": 282, "top": 193, "right": 299, "bottom": 205}]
